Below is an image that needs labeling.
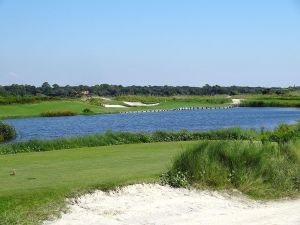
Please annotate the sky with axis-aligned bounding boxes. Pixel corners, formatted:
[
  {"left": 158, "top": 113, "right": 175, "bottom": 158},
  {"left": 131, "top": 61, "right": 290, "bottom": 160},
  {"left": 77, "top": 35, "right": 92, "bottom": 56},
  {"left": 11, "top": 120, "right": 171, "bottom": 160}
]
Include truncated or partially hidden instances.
[{"left": 0, "top": 0, "right": 300, "bottom": 87}]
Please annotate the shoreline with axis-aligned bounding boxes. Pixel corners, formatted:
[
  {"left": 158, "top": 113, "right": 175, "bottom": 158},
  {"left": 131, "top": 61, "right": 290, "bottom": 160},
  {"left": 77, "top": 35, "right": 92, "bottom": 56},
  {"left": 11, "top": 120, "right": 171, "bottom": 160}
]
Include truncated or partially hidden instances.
[
  {"left": 2, "top": 104, "right": 299, "bottom": 120},
  {"left": 0, "top": 104, "right": 234, "bottom": 120},
  {"left": 119, "top": 105, "right": 237, "bottom": 114}
]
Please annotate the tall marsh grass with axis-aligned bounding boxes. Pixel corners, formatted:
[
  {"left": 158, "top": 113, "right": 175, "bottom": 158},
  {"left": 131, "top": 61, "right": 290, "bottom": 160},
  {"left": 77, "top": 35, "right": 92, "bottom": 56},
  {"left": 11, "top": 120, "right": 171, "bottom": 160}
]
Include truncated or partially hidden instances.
[
  {"left": 1, "top": 122, "right": 300, "bottom": 154},
  {"left": 0, "top": 128, "right": 259, "bottom": 154},
  {"left": 241, "top": 100, "right": 300, "bottom": 107},
  {"left": 240, "top": 95, "right": 300, "bottom": 107},
  {"left": 166, "top": 140, "right": 300, "bottom": 199}
]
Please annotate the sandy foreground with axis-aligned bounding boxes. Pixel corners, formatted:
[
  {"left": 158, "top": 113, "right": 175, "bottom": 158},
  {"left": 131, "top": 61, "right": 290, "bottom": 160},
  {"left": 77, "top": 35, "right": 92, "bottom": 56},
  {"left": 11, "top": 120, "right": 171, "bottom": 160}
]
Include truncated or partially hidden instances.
[{"left": 44, "top": 184, "right": 300, "bottom": 225}]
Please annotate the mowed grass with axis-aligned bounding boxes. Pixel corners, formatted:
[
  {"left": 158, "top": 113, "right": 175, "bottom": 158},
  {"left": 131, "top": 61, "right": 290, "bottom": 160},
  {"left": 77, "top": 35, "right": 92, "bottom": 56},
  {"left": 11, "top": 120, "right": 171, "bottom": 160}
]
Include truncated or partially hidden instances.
[{"left": 0, "top": 141, "right": 194, "bottom": 225}]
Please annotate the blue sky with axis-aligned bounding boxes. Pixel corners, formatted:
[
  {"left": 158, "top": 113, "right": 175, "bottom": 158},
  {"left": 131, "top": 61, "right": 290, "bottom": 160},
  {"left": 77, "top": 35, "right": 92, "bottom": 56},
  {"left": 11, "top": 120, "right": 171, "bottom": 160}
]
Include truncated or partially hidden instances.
[{"left": 0, "top": 0, "right": 299, "bottom": 87}]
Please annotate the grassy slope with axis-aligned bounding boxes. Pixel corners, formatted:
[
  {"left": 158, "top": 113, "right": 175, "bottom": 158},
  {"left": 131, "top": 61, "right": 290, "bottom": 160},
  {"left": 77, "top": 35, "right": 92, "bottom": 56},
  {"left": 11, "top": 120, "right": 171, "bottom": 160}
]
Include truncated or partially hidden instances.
[{"left": 0, "top": 141, "right": 194, "bottom": 225}]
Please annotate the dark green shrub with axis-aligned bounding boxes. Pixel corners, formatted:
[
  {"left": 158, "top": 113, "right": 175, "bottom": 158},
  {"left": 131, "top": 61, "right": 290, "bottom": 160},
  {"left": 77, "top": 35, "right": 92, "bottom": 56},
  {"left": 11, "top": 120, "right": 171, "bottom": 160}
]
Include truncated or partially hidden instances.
[
  {"left": 268, "top": 124, "right": 297, "bottom": 144},
  {"left": 160, "top": 171, "right": 189, "bottom": 188},
  {"left": 0, "top": 122, "right": 16, "bottom": 142},
  {"left": 41, "top": 111, "right": 76, "bottom": 117},
  {"left": 82, "top": 108, "right": 93, "bottom": 114}
]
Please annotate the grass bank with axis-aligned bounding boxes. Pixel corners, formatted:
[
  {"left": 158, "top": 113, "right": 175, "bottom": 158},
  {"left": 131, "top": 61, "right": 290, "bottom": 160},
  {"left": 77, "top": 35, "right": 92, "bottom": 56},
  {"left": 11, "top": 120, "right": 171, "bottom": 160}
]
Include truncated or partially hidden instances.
[
  {"left": 2, "top": 122, "right": 299, "bottom": 155},
  {"left": 164, "top": 140, "right": 300, "bottom": 199},
  {"left": 240, "top": 94, "right": 300, "bottom": 107},
  {"left": 0, "top": 128, "right": 260, "bottom": 154},
  {"left": 0, "top": 141, "right": 193, "bottom": 225}
]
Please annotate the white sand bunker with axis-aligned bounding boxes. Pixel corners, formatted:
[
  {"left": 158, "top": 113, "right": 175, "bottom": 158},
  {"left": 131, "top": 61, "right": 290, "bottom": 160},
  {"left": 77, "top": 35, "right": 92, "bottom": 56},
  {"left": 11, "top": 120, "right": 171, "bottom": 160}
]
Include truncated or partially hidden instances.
[
  {"left": 232, "top": 98, "right": 242, "bottom": 105},
  {"left": 103, "top": 104, "right": 127, "bottom": 108},
  {"left": 100, "top": 97, "right": 111, "bottom": 101},
  {"left": 123, "top": 101, "right": 159, "bottom": 107},
  {"left": 45, "top": 184, "right": 300, "bottom": 225}
]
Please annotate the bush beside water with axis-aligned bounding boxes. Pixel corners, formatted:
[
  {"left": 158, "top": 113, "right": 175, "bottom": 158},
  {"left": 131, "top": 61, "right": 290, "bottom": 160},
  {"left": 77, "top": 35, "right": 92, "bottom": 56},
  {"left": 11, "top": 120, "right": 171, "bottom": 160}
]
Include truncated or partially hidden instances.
[
  {"left": 40, "top": 111, "right": 76, "bottom": 117},
  {"left": 0, "top": 122, "right": 16, "bottom": 142},
  {"left": 82, "top": 108, "right": 93, "bottom": 114}
]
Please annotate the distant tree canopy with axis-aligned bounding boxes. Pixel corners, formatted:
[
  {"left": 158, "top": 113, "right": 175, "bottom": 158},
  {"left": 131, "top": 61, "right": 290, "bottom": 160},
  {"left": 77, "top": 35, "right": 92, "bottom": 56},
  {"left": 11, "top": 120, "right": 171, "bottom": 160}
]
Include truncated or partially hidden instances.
[{"left": 0, "top": 83, "right": 296, "bottom": 97}]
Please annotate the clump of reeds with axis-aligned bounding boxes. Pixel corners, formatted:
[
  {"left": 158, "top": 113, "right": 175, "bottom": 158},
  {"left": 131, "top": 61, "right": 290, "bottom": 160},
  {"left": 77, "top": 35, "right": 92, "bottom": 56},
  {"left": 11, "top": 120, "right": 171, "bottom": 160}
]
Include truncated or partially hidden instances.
[{"left": 166, "top": 140, "right": 300, "bottom": 199}]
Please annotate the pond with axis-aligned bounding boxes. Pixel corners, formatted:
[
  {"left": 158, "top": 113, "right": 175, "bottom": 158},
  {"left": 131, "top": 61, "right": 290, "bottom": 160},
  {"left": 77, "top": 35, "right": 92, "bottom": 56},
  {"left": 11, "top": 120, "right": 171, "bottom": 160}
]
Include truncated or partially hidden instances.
[{"left": 4, "top": 107, "right": 300, "bottom": 142}]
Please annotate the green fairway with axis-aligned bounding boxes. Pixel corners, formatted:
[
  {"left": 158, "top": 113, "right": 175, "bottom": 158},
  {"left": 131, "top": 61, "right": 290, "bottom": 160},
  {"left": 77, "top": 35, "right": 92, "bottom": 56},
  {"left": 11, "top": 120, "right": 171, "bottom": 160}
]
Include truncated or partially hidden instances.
[
  {"left": 0, "top": 98, "right": 230, "bottom": 119},
  {"left": 0, "top": 141, "right": 195, "bottom": 225},
  {"left": 0, "top": 100, "right": 142, "bottom": 119},
  {"left": 0, "top": 100, "right": 103, "bottom": 119}
]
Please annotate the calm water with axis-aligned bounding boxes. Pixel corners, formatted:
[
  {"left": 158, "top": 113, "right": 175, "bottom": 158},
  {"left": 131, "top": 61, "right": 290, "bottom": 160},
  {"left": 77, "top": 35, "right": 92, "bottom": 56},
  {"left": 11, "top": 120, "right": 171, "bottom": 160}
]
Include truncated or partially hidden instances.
[{"left": 4, "top": 107, "right": 300, "bottom": 142}]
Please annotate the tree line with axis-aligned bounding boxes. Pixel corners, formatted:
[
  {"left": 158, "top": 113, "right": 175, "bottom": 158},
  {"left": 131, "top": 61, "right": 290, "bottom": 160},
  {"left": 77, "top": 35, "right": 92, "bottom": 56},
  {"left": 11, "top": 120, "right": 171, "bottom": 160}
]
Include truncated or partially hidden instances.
[{"left": 0, "top": 82, "right": 297, "bottom": 97}]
